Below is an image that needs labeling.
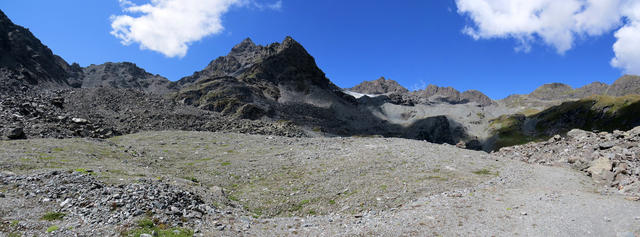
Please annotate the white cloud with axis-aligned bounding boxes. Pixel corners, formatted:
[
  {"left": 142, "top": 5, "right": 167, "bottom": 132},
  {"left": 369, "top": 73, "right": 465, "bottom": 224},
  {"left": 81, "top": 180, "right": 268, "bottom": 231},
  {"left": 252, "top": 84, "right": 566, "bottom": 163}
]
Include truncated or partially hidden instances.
[
  {"left": 456, "top": 0, "right": 640, "bottom": 74},
  {"left": 611, "top": 1, "right": 640, "bottom": 74},
  {"left": 111, "top": 0, "right": 282, "bottom": 58},
  {"left": 253, "top": 0, "right": 282, "bottom": 11}
]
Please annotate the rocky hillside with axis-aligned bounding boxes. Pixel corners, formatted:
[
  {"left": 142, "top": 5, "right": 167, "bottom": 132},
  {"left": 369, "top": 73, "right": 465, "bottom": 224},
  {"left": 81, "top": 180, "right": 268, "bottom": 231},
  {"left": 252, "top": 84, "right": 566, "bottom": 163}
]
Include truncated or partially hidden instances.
[
  {"left": 348, "top": 77, "right": 409, "bottom": 95},
  {"left": 501, "top": 75, "right": 640, "bottom": 108},
  {"left": 174, "top": 37, "right": 350, "bottom": 117},
  {"left": 488, "top": 94, "right": 640, "bottom": 149},
  {"left": 349, "top": 78, "right": 494, "bottom": 106},
  {"left": 0, "top": 10, "right": 73, "bottom": 91},
  {"left": 495, "top": 126, "right": 640, "bottom": 198},
  {"left": 78, "top": 62, "right": 176, "bottom": 94}
]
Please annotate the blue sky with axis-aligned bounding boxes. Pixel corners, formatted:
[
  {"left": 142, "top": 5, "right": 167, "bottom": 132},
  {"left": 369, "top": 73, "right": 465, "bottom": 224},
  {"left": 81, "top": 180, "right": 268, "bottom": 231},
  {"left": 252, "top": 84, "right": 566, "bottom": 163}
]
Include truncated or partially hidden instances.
[{"left": 1, "top": 0, "right": 636, "bottom": 99}]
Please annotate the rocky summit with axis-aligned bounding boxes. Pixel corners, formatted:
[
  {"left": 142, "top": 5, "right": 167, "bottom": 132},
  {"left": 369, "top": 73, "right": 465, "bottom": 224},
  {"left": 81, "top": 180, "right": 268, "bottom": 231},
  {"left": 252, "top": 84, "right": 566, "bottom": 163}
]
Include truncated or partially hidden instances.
[{"left": 1, "top": 9, "right": 640, "bottom": 236}]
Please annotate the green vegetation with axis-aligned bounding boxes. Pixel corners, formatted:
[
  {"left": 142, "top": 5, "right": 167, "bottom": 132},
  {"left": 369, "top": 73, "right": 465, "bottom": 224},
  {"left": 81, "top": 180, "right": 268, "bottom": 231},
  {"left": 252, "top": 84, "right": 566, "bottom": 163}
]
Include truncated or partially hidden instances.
[
  {"left": 73, "top": 168, "right": 93, "bottom": 174},
  {"left": 124, "top": 218, "right": 193, "bottom": 237},
  {"left": 42, "top": 212, "right": 66, "bottom": 221},
  {"left": 489, "top": 114, "right": 543, "bottom": 150},
  {"left": 46, "top": 225, "right": 59, "bottom": 233},
  {"left": 472, "top": 169, "right": 498, "bottom": 176},
  {"left": 184, "top": 176, "right": 199, "bottom": 183},
  {"left": 221, "top": 161, "right": 232, "bottom": 166}
]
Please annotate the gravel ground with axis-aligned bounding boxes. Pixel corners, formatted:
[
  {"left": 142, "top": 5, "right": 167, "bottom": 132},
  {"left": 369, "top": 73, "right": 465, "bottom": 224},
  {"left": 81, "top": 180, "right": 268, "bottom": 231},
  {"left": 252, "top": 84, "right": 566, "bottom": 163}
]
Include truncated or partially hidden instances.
[{"left": 1, "top": 131, "right": 639, "bottom": 236}]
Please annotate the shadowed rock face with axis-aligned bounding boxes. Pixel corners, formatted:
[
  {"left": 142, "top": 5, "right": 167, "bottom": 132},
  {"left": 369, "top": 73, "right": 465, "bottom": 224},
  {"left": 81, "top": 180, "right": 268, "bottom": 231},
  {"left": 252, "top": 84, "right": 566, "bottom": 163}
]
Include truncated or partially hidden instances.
[
  {"left": 0, "top": 9, "right": 72, "bottom": 91},
  {"left": 349, "top": 77, "right": 409, "bottom": 95},
  {"left": 174, "top": 37, "right": 350, "bottom": 118}
]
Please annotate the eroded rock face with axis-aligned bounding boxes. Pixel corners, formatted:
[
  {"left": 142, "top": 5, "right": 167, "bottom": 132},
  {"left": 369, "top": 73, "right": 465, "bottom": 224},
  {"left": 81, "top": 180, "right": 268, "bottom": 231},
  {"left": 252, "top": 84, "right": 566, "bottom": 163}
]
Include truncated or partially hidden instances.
[
  {"left": 494, "top": 126, "right": 640, "bottom": 197},
  {"left": 80, "top": 62, "right": 176, "bottom": 94},
  {"left": 529, "top": 83, "right": 574, "bottom": 100},
  {"left": 608, "top": 75, "right": 640, "bottom": 97},
  {"left": 0, "top": 9, "right": 72, "bottom": 91},
  {"left": 174, "top": 37, "right": 348, "bottom": 116},
  {"left": 349, "top": 77, "right": 409, "bottom": 95}
]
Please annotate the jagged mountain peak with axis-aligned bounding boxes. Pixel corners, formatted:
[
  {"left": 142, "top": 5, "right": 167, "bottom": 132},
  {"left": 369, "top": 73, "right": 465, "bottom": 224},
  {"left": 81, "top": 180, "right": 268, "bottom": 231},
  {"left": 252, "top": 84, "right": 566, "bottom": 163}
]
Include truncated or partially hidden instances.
[
  {"left": 349, "top": 77, "right": 409, "bottom": 95},
  {"left": 0, "top": 9, "right": 71, "bottom": 91}
]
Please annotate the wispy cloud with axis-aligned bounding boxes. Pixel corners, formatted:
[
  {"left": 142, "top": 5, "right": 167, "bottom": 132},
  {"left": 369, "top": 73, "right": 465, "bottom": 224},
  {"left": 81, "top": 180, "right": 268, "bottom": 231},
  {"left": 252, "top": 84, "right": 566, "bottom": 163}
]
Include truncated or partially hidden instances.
[
  {"left": 455, "top": 0, "right": 640, "bottom": 74},
  {"left": 110, "top": 0, "right": 282, "bottom": 58},
  {"left": 252, "top": 0, "right": 282, "bottom": 11}
]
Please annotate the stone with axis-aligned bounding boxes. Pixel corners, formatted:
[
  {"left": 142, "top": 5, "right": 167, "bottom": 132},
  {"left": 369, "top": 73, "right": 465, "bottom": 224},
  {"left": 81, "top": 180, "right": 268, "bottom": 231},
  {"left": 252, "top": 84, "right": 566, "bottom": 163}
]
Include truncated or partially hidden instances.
[
  {"left": 616, "top": 163, "right": 629, "bottom": 174},
  {"left": 587, "top": 157, "right": 614, "bottom": 183},
  {"left": 60, "top": 198, "right": 71, "bottom": 207},
  {"left": 6, "top": 127, "right": 26, "bottom": 140},
  {"left": 567, "top": 156, "right": 580, "bottom": 164},
  {"left": 72, "top": 118, "right": 88, "bottom": 124},
  {"left": 209, "top": 186, "right": 225, "bottom": 197},
  {"left": 0, "top": 192, "right": 5, "bottom": 198},
  {"left": 625, "top": 196, "right": 640, "bottom": 201},
  {"left": 599, "top": 141, "right": 616, "bottom": 150},
  {"left": 139, "top": 234, "right": 152, "bottom": 237}
]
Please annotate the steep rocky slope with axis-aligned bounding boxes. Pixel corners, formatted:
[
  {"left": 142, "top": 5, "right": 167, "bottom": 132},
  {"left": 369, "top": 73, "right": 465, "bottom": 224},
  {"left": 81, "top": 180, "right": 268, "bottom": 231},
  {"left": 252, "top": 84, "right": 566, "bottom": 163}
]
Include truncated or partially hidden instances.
[
  {"left": 488, "top": 94, "right": 640, "bottom": 149},
  {"left": 0, "top": 88, "right": 305, "bottom": 140},
  {"left": 174, "top": 37, "right": 353, "bottom": 118},
  {"left": 79, "top": 62, "right": 176, "bottom": 94},
  {"left": 0, "top": 10, "right": 73, "bottom": 91},
  {"left": 172, "top": 37, "right": 478, "bottom": 146}
]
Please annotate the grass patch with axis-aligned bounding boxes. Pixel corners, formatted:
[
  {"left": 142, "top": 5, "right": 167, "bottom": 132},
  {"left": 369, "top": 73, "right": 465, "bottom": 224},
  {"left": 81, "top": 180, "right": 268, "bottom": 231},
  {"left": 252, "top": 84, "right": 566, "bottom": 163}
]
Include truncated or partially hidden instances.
[
  {"left": 46, "top": 225, "right": 59, "bottom": 233},
  {"left": 42, "top": 212, "right": 66, "bottom": 221},
  {"left": 184, "top": 176, "right": 199, "bottom": 183},
  {"left": 472, "top": 169, "right": 498, "bottom": 176},
  {"left": 124, "top": 218, "right": 193, "bottom": 237},
  {"left": 220, "top": 161, "right": 232, "bottom": 166},
  {"left": 73, "top": 168, "right": 93, "bottom": 175}
]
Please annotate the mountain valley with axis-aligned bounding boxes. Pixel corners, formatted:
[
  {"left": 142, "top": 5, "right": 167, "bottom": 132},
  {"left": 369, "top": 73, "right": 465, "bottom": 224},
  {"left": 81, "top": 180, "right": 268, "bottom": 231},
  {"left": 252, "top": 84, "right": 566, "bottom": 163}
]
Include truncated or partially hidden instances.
[{"left": 1, "top": 9, "right": 640, "bottom": 236}]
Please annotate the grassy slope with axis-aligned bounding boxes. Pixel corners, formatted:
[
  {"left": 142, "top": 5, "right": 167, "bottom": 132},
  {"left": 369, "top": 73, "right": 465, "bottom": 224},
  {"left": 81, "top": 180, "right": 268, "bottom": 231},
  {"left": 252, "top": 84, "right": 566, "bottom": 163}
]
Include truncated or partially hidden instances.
[{"left": 489, "top": 95, "right": 640, "bottom": 150}]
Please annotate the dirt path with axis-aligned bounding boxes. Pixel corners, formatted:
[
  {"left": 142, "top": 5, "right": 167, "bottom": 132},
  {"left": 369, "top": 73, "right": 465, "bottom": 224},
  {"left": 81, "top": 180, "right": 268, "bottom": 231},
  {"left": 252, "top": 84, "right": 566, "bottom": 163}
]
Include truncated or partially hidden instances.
[{"left": 250, "top": 161, "right": 640, "bottom": 236}]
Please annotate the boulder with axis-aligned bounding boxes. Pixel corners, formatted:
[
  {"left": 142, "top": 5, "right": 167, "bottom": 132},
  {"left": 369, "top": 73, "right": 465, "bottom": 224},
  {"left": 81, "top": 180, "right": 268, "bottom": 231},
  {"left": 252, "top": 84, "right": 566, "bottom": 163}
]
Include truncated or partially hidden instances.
[
  {"left": 71, "top": 118, "right": 89, "bottom": 124},
  {"left": 587, "top": 157, "right": 614, "bottom": 184},
  {"left": 6, "top": 127, "right": 26, "bottom": 140},
  {"left": 567, "top": 129, "right": 590, "bottom": 140}
]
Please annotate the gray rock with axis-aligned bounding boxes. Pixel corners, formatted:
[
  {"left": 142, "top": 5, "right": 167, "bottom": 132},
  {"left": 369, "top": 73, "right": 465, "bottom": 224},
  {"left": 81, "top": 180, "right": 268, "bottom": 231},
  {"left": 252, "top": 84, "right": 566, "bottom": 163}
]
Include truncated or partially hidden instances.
[
  {"left": 139, "top": 234, "right": 152, "bottom": 237},
  {"left": 71, "top": 118, "right": 88, "bottom": 124},
  {"left": 349, "top": 77, "right": 409, "bottom": 95},
  {"left": 567, "top": 129, "right": 589, "bottom": 140},
  {"left": 599, "top": 142, "right": 616, "bottom": 150},
  {"left": 6, "top": 127, "right": 26, "bottom": 140},
  {"left": 587, "top": 157, "right": 613, "bottom": 183}
]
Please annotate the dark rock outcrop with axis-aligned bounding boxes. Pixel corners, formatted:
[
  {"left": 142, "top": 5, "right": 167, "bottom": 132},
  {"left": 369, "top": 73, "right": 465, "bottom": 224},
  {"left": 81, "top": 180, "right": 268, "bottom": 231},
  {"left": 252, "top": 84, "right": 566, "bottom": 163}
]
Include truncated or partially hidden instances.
[
  {"left": 0, "top": 9, "right": 73, "bottom": 91},
  {"left": 174, "top": 37, "right": 350, "bottom": 117}
]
